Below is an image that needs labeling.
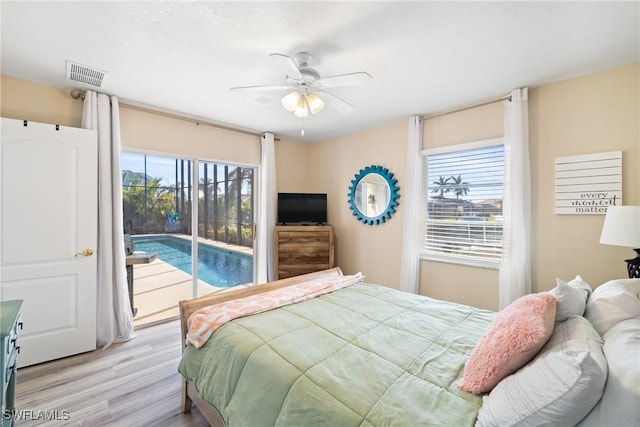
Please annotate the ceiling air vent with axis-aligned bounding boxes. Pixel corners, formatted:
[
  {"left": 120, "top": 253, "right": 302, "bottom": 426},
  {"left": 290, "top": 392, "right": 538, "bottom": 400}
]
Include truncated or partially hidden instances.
[{"left": 66, "top": 61, "right": 107, "bottom": 88}]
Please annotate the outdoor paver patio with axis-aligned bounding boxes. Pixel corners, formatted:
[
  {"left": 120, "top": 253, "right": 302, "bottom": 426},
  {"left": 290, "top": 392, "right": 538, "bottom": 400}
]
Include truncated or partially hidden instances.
[{"left": 132, "top": 237, "right": 253, "bottom": 328}]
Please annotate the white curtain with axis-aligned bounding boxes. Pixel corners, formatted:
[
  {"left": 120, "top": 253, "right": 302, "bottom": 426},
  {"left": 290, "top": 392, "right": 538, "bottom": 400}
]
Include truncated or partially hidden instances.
[
  {"left": 499, "top": 88, "right": 531, "bottom": 309},
  {"left": 256, "top": 132, "right": 277, "bottom": 284},
  {"left": 400, "top": 116, "right": 423, "bottom": 294},
  {"left": 82, "top": 90, "right": 135, "bottom": 348}
]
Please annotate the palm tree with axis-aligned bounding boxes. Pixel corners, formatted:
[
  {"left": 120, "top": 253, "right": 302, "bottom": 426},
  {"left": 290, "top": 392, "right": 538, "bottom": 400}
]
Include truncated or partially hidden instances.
[
  {"left": 200, "top": 165, "right": 254, "bottom": 245},
  {"left": 122, "top": 177, "right": 175, "bottom": 233},
  {"left": 450, "top": 175, "right": 470, "bottom": 199},
  {"left": 431, "top": 176, "right": 452, "bottom": 198}
]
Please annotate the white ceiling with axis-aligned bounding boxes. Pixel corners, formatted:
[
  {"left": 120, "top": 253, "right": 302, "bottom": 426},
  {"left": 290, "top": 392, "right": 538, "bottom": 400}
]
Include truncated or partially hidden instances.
[{"left": 1, "top": 1, "right": 638, "bottom": 143}]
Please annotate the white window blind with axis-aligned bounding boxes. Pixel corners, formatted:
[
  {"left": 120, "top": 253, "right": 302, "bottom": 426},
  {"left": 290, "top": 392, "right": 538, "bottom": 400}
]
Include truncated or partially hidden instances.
[{"left": 422, "top": 139, "right": 504, "bottom": 267}]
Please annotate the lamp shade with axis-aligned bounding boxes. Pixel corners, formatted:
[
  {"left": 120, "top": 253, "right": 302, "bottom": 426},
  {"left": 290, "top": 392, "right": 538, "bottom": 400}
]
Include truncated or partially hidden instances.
[
  {"left": 600, "top": 206, "right": 640, "bottom": 248},
  {"left": 306, "top": 93, "right": 325, "bottom": 114},
  {"left": 293, "top": 96, "right": 309, "bottom": 118},
  {"left": 281, "top": 91, "right": 300, "bottom": 112}
]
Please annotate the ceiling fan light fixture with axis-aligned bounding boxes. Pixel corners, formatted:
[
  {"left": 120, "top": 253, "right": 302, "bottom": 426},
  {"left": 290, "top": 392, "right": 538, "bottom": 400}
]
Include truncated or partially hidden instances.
[
  {"left": 281, "top": 91, "right": 300, "bottom": 112},
  {"left": 307, "top": 93, "right": 325, "bottom": 114}
]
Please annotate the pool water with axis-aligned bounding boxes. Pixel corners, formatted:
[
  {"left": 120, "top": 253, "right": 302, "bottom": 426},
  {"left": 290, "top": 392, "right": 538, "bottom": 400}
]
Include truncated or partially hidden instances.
[{"left": 132, "top": 235, "right": 253, "bottom": 287}]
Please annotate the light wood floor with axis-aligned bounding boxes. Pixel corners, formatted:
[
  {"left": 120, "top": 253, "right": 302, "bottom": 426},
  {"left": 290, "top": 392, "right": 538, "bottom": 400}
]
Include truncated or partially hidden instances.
[{"left": 15, "top": 320, "right": 210, "bottom": 427}]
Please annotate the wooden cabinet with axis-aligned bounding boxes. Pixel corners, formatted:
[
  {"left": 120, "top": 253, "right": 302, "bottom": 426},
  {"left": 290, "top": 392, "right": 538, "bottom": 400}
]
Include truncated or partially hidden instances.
[
  {"left": 1, "top": 300, "right": 22, "bottom": 427},
  {"left": 275, "top": 225, "right": 334, "bottom": 279}
]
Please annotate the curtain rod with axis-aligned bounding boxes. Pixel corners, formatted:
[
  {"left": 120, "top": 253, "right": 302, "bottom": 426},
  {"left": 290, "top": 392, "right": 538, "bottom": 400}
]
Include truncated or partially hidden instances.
[
  {"left": 420, "top": 93, "right": 512, "bottom": 121},
  {"left": 70, "top": 89, "right": 262, "bottom": 137}
]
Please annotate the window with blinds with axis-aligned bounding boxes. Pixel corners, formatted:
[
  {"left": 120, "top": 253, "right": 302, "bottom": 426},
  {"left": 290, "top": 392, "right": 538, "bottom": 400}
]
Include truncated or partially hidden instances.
[{"left": 422, "top": 139, "right": 504, "bottom": 268}]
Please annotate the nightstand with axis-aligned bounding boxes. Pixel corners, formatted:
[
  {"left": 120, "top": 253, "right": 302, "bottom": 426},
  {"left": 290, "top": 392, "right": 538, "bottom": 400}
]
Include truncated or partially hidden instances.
[{"left": 1, "top": 300, "right": 23, "bottom": 427}]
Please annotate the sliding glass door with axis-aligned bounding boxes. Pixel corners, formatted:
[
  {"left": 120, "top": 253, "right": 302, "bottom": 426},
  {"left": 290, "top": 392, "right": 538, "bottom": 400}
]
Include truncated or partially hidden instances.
[{"left": 121, "top": 152, "right": 255, "bottom": 327}]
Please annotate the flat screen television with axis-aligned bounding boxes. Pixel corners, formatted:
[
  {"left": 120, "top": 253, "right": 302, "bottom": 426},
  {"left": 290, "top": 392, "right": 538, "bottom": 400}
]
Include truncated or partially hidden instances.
[{"left": 277, "top": 193, "right": 327, "bottom": 225}]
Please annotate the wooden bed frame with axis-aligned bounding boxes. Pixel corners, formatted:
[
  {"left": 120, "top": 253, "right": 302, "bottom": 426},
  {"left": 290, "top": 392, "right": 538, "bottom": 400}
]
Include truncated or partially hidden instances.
[{"left": 178, "top": 267, "right": 344, "bottom": 426}]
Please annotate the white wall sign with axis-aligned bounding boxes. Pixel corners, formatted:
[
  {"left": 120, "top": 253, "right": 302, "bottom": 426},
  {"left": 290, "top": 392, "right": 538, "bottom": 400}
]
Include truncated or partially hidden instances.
[{"left": 555, "top": 150, "right": 622, "bottom": 215}]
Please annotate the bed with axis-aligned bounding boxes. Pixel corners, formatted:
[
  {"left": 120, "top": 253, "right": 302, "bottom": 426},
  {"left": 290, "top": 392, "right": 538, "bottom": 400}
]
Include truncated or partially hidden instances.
[{"left": 178, "top": 268, "right": 640, "bottom": 427}]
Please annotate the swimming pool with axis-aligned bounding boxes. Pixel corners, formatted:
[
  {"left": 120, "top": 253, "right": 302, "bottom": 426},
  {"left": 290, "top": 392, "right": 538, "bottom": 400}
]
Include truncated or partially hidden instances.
[{"left": 132, "top": 235, "right": 253, "bottom": 287}]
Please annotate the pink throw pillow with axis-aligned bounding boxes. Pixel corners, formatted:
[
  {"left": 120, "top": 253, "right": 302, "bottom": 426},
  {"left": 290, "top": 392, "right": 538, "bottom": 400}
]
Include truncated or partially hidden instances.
[{"left": 459, "top": 292, "right": 557, "bottom": 394}]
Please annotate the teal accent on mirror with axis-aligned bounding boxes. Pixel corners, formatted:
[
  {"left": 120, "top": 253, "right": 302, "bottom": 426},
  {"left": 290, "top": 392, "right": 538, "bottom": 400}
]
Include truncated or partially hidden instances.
[{"left": 348, "top": 165, "right": 400, "bottom": 225}]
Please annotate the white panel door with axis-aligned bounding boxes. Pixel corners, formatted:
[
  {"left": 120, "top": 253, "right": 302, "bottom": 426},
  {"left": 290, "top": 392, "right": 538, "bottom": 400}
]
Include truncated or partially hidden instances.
[{"left": 1, "top": 118, "right": 97, "bottom": 367}]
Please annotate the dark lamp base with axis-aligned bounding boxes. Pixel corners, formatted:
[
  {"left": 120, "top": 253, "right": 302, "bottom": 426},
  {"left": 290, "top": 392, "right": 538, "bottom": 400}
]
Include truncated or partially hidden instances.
[{"left": 625, "top": 248, "right": 640, "bottom": 279}]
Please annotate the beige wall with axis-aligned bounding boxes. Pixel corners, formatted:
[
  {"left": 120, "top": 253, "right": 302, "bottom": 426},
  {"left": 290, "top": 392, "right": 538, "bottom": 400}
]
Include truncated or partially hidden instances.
[
  {"left": 3, "top": 63, "right": 638, "bottom": 312},
  {"left": 530, "top": 63, "right": 639, "bottom": 291},
  {"left": 120, "top": 108, "right": 260, "bottom": 166},
  {"left": 302, "top": 101, "right": 504, "bottom": 308},
  {"left": 306, "top": 64, "right": 639, "bottom": 311},
  {"left": 306, "top": 121, "right": 408, "bottom": 288},
  {"left": 420, "top": 102, "right": 504, "bottom": 310},
  {"left": 1, "top": 76, "right": 262, "bottom": 166},
  {"left": 275, "top": 138, "right": 309, "bottom": 191},
  {"left": 1, "top": 76, "right": 83, "bottom": 127}
]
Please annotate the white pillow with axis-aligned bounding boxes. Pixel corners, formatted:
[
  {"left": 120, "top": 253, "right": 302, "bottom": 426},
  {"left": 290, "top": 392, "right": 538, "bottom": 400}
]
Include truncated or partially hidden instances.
[
  {"left": 549, "top": 275, "right": 592, "bottom": 322},
  {"left": 578, "top": 317, "right": 640, "bottom": 427},
  {"left": 584, "top": 279, "right": 640, "bottom": 336},
  {"left": 568, "top": 274, "right": 593, "bottom": 295},
  {"left": 476, "top": 316, "right": 607, "bottom": 427}
]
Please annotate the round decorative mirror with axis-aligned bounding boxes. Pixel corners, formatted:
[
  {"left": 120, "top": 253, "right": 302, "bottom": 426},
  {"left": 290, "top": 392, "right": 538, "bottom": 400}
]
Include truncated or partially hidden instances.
[{"left": 348, "top": 165, "right": 400, "bottom": 225}]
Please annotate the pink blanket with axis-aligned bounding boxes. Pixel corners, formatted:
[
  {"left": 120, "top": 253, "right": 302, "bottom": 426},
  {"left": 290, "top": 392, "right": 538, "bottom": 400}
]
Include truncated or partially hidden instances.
[{"left": 186, "top": 273, "right": 364, "bottom": 348}]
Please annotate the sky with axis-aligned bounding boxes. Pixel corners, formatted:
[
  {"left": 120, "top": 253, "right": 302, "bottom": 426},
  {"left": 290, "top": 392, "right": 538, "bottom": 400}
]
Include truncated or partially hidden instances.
[{"left": 121, "top": 151, "right": 251, "bottom": 194}]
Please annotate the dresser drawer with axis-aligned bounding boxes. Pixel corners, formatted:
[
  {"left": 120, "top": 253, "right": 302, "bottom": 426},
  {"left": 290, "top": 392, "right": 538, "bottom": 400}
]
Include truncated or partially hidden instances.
[
  {"left": 4, "top": 315, "right": 20, "bottom": 359},
  {"left": 274, "top": 225, "right": 334, "bottom": 280},
  {"left": 3, "top": 350, "right": 17, "bottom": 394},
  {"left": 1, "top": 299, "right": 23, "bottom": 418},
  {"left": 2, "top": 325, "right": 19, "bottom": 395}
]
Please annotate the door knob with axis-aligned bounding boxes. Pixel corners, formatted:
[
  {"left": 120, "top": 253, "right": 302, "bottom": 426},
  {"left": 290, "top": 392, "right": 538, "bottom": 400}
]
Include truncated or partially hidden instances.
[{"left": 75, "top": 249, "right": 94, "bottom": 257}]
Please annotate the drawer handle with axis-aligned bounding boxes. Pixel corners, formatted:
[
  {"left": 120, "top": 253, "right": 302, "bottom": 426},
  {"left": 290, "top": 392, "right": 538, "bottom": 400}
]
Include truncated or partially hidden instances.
[
  {"left": 18, "top": 321, "right": 23, "bottom": 330},
  {"left": 16, "top": 346, "right": 20, "bottom": 354},
  {"left": 9, "top": 363, "right": 16, "bottom": 373},
  {"left": 10, "top": 338, "right": 17, "bottom": 347}
]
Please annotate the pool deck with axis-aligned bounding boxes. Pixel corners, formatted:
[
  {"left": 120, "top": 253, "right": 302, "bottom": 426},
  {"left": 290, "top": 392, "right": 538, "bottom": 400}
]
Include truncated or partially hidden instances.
[{"left": 132, "top": 235, "right": 253, "bottom": 328}]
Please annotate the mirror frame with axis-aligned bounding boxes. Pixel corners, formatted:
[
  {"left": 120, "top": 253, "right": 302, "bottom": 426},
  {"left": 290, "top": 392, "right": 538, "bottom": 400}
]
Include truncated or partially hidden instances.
[{"left": 348, "top": 165, "right": 400, "bottom": 225}]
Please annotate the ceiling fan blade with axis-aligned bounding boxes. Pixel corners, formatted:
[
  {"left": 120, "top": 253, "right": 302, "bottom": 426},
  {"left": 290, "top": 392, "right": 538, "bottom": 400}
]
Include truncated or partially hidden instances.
[
  {"left": 230, "top": 84, "right": 290, "bottom": 93},
  {"left": 315, "top": 91, "right": 354, "bottom": 114},
  {"left": 269, "top": 53, "right": 303, "bottom": 79},
  {"left": 319, "top": 72, "right": 372, "bottom": 88}
]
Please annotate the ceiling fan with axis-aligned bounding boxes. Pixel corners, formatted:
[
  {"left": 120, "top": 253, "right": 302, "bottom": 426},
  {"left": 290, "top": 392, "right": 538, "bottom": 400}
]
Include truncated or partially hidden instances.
[{"left": 230, "top": 52, "right": 372, "bottom": 118}]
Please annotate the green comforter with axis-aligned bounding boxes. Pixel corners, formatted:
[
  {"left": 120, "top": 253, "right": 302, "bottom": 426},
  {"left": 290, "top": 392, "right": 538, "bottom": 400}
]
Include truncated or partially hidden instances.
[{"left": 179, "top": 282, "right": 494, "bottom": 427}]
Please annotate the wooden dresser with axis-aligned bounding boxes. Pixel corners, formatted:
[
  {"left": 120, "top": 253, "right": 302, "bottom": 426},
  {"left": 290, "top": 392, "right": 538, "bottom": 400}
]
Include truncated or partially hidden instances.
[
  {"left": 1, "top": 300, "right": 22, "bottom": 426},
  {"left": 275, "top": 225, "right": 334, "bottom": 279}
]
